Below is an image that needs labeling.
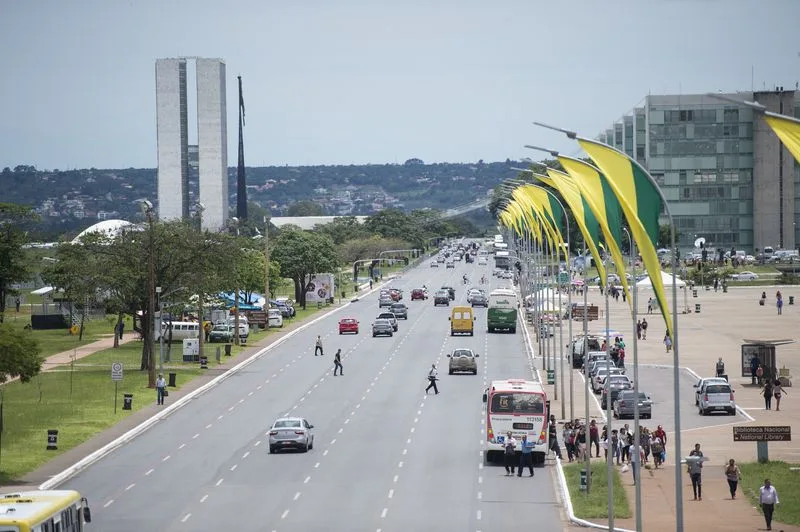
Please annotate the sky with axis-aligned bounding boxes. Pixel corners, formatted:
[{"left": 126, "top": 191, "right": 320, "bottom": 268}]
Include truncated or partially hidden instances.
[{"left": 0, "top": 0, "right": 797, "bottom": 170}]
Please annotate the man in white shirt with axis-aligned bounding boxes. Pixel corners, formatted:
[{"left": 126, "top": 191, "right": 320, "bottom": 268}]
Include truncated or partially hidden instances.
[
  {"left": 425, "top": 364, "right": 439, "bottom": 394},
  {"left": 759, "top": 478, "right": 780, "bottom": 530}
]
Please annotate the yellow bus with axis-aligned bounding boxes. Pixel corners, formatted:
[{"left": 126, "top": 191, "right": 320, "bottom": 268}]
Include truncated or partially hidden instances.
[{"left": 0, "top": 490, "right": 91, "bottom": 532}]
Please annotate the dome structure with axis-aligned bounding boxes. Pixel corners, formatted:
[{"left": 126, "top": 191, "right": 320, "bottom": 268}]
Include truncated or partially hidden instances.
[{"left": 71, "top": 219, "right": 136, "bottom": 244}]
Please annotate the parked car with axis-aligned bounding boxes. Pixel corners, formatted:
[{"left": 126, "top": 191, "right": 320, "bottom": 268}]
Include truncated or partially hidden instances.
[
  {"left": 268, "top": 308, "right": 284, "bottom": 328},
  {"left": 338, "top": 318, "right": 359, "bottom": 334},
  {"left": 600, "top": 387, "right": 624, "bottom": 409},
  {"left": 377, "top": 312, "right": 398, "bottom": 331},
  {"left": 693, "top": 377, "right": 729, "bottom": 405},
  {"left": 613, "top": 390, "right": 652, "bottom": 419},
  {"left": 268, "top": 417, "right": 314, "bottom": 453},
  {"left": 434, "top": 290, "right": 450, "bottom": 306},
  {"left": 731, "top": 271, "right": 759, "bottom": 281},
  {"left": 698, "top": 381, "right": 736, "bottom": 415},
  {"left": 390, "top": 303, "right": 408, "bottom": 319},
  {"left": 372, "top": 318, "right": 394, "bottom": 337},
  {"left": 447, "top": 348, "right": 479, "bottom": 375},
  {"left": 411, "top": 288, "right": 427, "bottom": 301},
  {"left": 597, "top": 374, "right": 632, "bottom": 395},
  {"left": 208, "top": 324, "right": 233, "bottom": 343}
]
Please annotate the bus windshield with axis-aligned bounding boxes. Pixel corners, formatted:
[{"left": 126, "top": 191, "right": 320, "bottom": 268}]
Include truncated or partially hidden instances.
[{"left": 490, "top": 392, "right": 545, "bottom": 415}]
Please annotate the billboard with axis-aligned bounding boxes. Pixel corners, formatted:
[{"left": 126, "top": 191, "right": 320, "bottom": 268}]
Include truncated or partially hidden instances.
[{"left": 305, "top": 273, "right": 335, "bottom": 304}]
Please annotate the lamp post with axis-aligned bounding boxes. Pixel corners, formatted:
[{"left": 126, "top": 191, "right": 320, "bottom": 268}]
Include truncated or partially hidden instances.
[
  {"left": 156, "top": 286, "right": 164, "bottom": 375},
  {"left": 229, "top": 217, "right": 241, "bottom": 346},
  {"left": 625, "top": 227, "right": 643, "bottom": 531},
  {"left": 194, "top": 202, "right": 205, "bottom": 361},
  {"left": 140, "top": 199, "right": 157, "bottom": 388}
]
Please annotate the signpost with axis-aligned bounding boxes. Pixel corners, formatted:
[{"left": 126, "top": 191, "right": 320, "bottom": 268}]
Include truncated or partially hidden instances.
[
  {"left": 733, "top": 426, "right": 791, "bottom": 463},
  {"left": 111, "top": 362, "right": 123, "bottom": 414}
]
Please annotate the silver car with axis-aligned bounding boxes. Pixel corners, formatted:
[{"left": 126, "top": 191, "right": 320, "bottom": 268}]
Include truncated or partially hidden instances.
[
  {"left": 447, "top": 348, "right": 479, "bottom": 375},
  {"left": 372, "top": 318, "right": 394, "bottom": 337},
  {"left": 613, "top": 390, "right": 652, "bottom": 419},
  {"left": 268, "top": 417, "right": 315, "bottom": 453}
]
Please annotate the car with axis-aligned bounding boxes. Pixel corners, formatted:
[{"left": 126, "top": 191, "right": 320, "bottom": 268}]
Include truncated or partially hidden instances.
[
  {"left": 466, "top": 288, "right": 484, "bottom": 303},
  {"left": 430, "top": 261, "right": 439, "bottom": 268},
  {"left": 600, "top": 387, "right": 624, "bottom": 410},
  {"left": 411, "top": 288, "right": 427, "bottom": 301},
  {"left": 437, "top": 256, "right": 445, "bottom": 263},
  {"left": 693, "top": 377, "right": 729, "bottom": 405},
  {"left": 471, "top": 294, "right": 488, "bottom": 307},
  {"left": 447, "top": 348, "right": 479, "bottom": 375},
  {"left": 390, "top": 303, "right": 408, "bottom": 319},
  {"left": 732, "top": 271, "right": 759, "bottom": 281},
  {"left": 268, "top": 417, "right": 314, "bottom": 453},
  {"left": 338, "top": 318, "right": 359, "bottom": 334},
  {"left": 377, "top": 312, "right": 398, "bottom": 331},
  {"left": 372, "top": 318, "right": 394, "bottom": 337},
  {"left": 478, "top": 257, "right": 488, "bottom": 265},
  {"left": 592, "top": 366, "right": 625, "bottom": 393},
  {"left": 388, "top": 288, "right": 403, "bottom": 301},
  {"left": 208, "top": 324, "right": 233, "bottom": 343},
  {"left": 268, "top": 308, "right": 284, "bottom": 328},
  {"left": 378, "top": 295, "right": 394, "bottom": 308},
  {"left": 613, "top": 390, "right": 652, "bottom": 419},
  {"left": 441, "top": 286, "right": 456, "bottom": 300},
  {"left": 434, "top": 290, "right": 450, "bottom": 306},
  {"left": 446, "top": 261, "right": 455, "bottom": 269},
  {"left": 597, "top": 375, "right": 632, "bottom": 395},
  {"left": 698, "top": 381, "right": 736, "bottom": 415}
]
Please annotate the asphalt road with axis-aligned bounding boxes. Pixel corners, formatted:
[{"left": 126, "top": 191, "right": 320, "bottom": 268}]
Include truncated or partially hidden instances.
[{"left": 62, "top": 254, "right": 565, "bottom": 531}]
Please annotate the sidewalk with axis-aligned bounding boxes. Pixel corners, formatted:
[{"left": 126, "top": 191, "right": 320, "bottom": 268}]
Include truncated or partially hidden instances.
[{"left": 546, "top": 283, "right": 800, "bottom": 530}]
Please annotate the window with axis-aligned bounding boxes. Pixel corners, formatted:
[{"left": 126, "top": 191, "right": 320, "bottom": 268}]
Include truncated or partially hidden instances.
[
  {"left": 724, "top": 108, "right": 739, "bottom": 123},
  {"left": 636, "top": 146, "right": 645, "bottom": 159},
  {"left": 274, "top": 420, "right": 302, "bottom": 428},
  {"left": 490, "top": 393, "right": 545, "bottom": 414}
]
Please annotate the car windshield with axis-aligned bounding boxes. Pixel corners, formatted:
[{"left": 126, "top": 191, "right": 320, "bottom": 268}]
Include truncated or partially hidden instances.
[
  {"left": 274, "top": 420, "right": 301, "bottom": 428},
  {"left": 452, "top": 350, "right": 473, "bottom": 358},
  {"left": 341, "top": 319, "right": 356, "bottom": 324},
  {"left": 490, "top": 393, "right": 545, "bottom": 414},
  {"left": 212, "top": 325, "right": 228, "bottom": 331}
]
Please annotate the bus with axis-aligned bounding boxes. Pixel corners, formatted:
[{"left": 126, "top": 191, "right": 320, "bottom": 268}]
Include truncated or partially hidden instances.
[
  {"left": 0, "top": 490, "right": 92, "bottom": 532},
  {"left": 482, "top": 379, "right": 549, "bottom": 465},
  {"left": 487, "top": 288, "right": 518, "bottom": 333},
  {"left": 494, "top": 250, "right": 510, "bottom": 270}
]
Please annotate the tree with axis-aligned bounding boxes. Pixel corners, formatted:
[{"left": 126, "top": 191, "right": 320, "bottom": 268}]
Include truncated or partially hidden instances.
[
  {"left": 287, "top": 201, "right": 325, "bottom": 217},
  {"left": 364, "top": 208, "right": 425, "bottom": 248},
  {"left": 313, "top": 216, "right": 370, "bottom": 245},
  {"left": 0, "top": 203, "right": 37, "bottom": 322},
  {"left": 0, "top": 323, "right": 43, "bottom": 383},
  {"left": 270, "top": 228, "right": 338, "bottom": 308},
  {"left": 658, "top": 224, "right": 680, "bottom": 248},
  {"left": 236, "top": 248, "right": 282, "bottom": 302}
]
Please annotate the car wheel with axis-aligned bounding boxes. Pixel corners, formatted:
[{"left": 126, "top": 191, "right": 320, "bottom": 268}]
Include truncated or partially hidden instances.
[
  {"left": 304, "top": 441, "right": 310, "bottom": 453},
  {"left": 470, "top": 331, "right": 474, "bottom": 336},
  {"left": 269, "top": 446, "right": 275, "bottom": 454},
  {"left": 309, "top": 437, "right": 314, "bottom": 450},
  {"left": 339, "top": 331, "right": 342, "bottom": 335},
  {"left": 389, "top": 332, "right": 393, "bottom": 337},
  {"left": 372, "top": 333, "right": 377, "bottom": 337},
  {"left": 449, "top": 369, "right": 454, "bottom": 375},
  {"left": 472, "top": 369, "right": 477, "bottom": 375}
]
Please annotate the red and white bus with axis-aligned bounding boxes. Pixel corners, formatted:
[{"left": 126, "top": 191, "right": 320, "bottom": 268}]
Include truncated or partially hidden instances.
[{"left": 482, "top": 379, "right": 549, "bottom": 464}]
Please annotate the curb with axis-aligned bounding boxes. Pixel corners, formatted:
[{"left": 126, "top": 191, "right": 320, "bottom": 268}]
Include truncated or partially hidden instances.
[{"left": 39, "top": 284, "right": 380, "bottom": 491}]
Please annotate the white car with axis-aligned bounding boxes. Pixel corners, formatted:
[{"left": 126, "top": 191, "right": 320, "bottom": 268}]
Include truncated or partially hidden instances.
[
  {"left": 430, "top": 261, "right": 439, "bottom": 268},
  {"left": 732, "top": 271, "right": 758, "bottom": 280},
  {"left": 478, "top": 257, "right": 487, "bottom": 265},
  {"left": 693, "top": 377, "right": 728, "bottom": 405},
  {"left": 268, "top": 308, "right": 284, "bottom": 328}
]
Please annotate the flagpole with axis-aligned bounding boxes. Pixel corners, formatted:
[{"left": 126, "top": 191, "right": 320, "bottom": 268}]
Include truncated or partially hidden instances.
[
  {"left": 604, "top": 267, "right": 614, "bottom": 531},
  {"left": 582, "top": 241, "right": 591, "bottom": 492},
  {"left": 625, "top": 227, "right": 643, "bottom": 531}
]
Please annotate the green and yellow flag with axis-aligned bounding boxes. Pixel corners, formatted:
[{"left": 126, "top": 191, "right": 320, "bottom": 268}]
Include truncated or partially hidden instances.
[
  {"left": 513, "top": 186, "right": 564, "bottom": 257},
  {"left": 538, "top": 169, "right": 607, "bottom": 286},
  {"left": 577, "top": 138, "right": 673, "bottom": 338},
  {"left": 558, "top": 155, "right": 631, "bottom": 304},
  {"left": 764, "top": 112, "right": 800, "bottom": 164}
]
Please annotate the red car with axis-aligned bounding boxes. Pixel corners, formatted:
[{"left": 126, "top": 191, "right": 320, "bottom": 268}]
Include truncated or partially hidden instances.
[
  {"left": 411, "top": 289, "right": 427, "bottom": 301},
  {"left": 338, "top": 318, "right": 359, "bottom": 334}
]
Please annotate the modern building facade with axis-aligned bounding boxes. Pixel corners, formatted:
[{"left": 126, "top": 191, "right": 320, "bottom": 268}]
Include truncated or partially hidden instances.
[
  {"left": 600, "top": 89, "right": 799, "bottom": 252},
  {"left": 155, "top": 57, "right": 228, "bottom": 231}
]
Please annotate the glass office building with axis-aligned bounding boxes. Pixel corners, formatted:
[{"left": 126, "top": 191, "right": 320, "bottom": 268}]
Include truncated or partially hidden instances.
[{"left": 601, "top": 90, "right": 799, "bottom": 252}]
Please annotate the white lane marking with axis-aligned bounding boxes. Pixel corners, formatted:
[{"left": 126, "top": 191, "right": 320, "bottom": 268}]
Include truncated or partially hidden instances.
[
  {"left": 281, "top": 509, "right": 290, "bottom": 520},
  {"left": 314, "top": 462, "right": 320, "bottom": 468},
  {"left": 402, "top": 449, "right": 407, "bottom": 455},
  {"left": 407, "top": 438, "right": 412, "bottom": 444},
  {"left": 257, "top": 385, "right": 262, "bottom": 390},
  {"left": 362, "top": 395, "right": 366, "bottom": 401},
  {"left": 478, "top": 476, "right": 483, "bottom": 484},
  {"left": 314, "top": 384, "right": 319, "bottom": 389},
  {"left": 293, "top": 491, "right": 301, "bottom": 501},
  {"left": 477, "top": 491, "right": 482, "bottom": 500},
  {"left": 381, "top": 508, "right": 388, "bottom": 518},
  {"left": 125, "top": 483, "right": 135, "bottom": 491},
  {"left": 410, "top": 427, "right": 415, "bottom": 433},
  {"left": 242, "top": 451, "right": 250, "bottom": 459},
  {"left": 103, "top": 499, "right": 114, "bottom": 508},
  {"left": 200, "top": 494, "right": 208, "bottom": 503},
  {"left": 350, "top": 411, "right": 355, "bottom": 416},
  {"left": 145, "top": 468, "right": 154, "bottom": 476},
  {"left": 356, "top": 403, "right": 361, "bottom": 409},
  {"left": 230, "top": 464, "right": 238, "bottom": 471},
  {"left": 417, "top": 410, "right": 422, "bottom": 415},
  {"left": 478, "top": 462, "right": 484, "bottom": 470},
  {"left": 178, "top": 443, "right": 187, "bottom": 450},
  {"left": 299, "top": 396, "right": 305, "bottom": 402},
  {"left": 228, "top": 406, "right": 235, "bottom": 412},
  {"left": 398, "top": 461, "right": 404, "bottom": 468},
  {"left": 248, "top": 391, "right": 254, "bottom": 396},
  {"left": 254, "top": 440, "right": 261, "bottom": 447},
  {"left": 239, "top": 398, "right": 245, "bottom": 404},
  {"left": 331, "top": 438, "right": 336, "bottom": 444},
  {"left": 345, "top": 418, "right": 350, "bottom": 424},
  {"left": 162, "top": 455, "right": 171, "bottom": 462},
  {"left": 414, "top": 418, "right": 418, "bottom": 423},
  {"left": 181, "top": 513, "right": 191, "bottom": 523},
  {"left": 206, "top": 424, "right": 213, "bottom": 429},
  {"left": 216, "top": 478, "right": 224, "bottom": 486},
  {"left": 393, "top": 475, "right": 399, "bottom": 483},
  {"left": 338, "top": 428, "right": 344, "bottom": 434},
  {"left": 304, "top": 476, "right": 311, "bottom": 484},
  {"left": 323, "top": 450, "right": 329, "bottom": 456},
  {"left": 388, "top": 489, "right": 394, "bottom": 499},
  {"left": 477, "top": 510, "right": 482, "bottom": 520},
  {"left": 193, "top": 433, "right": 200, "bottom": 439}
]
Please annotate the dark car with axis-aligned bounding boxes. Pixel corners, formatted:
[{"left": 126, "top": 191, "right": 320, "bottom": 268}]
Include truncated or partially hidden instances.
[
  {"left": 377, "top": 312, "right": 399, "bottom": 331},
  {"left": 441, "top": 286, "right": 455, "bottom": 300},
  {"left": 434, "top": 291, "right": 450, "bottom": 306},
  {"left": 390, "top": 303, "right": 408, "bottom": 319},
  {"left": 372, "top": 319, "right": 394, "bottom": 337},
  {"left": 470, "top": 294, "right": 488, "bottom": 307},
  {"left": 411, "top": 289, "right": 427, "bottom": 301}
]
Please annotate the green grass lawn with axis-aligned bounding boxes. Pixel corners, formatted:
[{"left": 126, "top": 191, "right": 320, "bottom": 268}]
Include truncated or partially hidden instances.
[
  {"left": 738, "top": 461, "right": 800, "bottom": 526},
  {"left": 0, "top": 301, "right": 333, "bottom": 482},
  {"left": 3, "top": 313, "right": 128, "bottom": 359},
  {"left": 563, "top": 461, "right": 631, "bottom": 519}
]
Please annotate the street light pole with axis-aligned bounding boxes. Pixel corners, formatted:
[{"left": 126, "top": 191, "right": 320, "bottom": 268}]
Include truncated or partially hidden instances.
[
  {"left": 230, "top": 218, "right": 241, "bottom": 346},
  {"left": 140, "top": 200, "right": 157, "bottom": 388},
  {"left": 156, "top": 286, "right": 164, "bottom": 375}
]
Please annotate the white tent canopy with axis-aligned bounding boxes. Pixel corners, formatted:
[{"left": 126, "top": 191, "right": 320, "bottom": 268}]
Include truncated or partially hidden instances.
[{"left": 636, "top": 270, "right": 686, "bottom": 288}]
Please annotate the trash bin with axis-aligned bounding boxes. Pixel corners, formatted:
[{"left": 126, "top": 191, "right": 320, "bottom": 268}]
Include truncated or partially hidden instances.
[
  {"left": 122, "top": 393, "right": 133, "bottom": 411},
  {"left": 224, "top": 344, "right": 232, "bottom": 356},
  {"left": 200, "top": 355, "right": 209, "bottom": 369},
  {"left": 695, "top": 304, "right": 701, "bottom": 313},
  {"left": 790, "top": 296, "right": 795, "bottom": 305},
  {"left": 547, "top": 369, "right": 555, "bottom": 385},
  {"left": 215, "top": 347, "right": 221, "bottom": 363},
  {"left": 692, "top": 289, "right": 698, "bottom": 298},
  {"left": 47, "top": 429, "right": 58, "bottom": 450},
  {"left": 580, "top": 469, "right": 588, "bottom": 491},
  {"left": 168, "top": 372, "right": 177, "bottom": 387}
]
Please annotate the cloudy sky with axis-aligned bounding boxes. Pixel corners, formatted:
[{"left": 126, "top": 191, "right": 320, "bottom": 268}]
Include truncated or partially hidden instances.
[{"left": 0, "top": 0, "right": 797, "bottom": 170}]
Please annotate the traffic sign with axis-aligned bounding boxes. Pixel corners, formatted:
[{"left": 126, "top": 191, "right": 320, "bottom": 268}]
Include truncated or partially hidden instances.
[{"left": 111, "top": 362, "right": 123, "bottom": 381}]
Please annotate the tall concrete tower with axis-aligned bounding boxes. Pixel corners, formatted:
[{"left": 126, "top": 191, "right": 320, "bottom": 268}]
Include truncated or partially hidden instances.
[{"left": 155, "top": 57, "right": 228, "bottom": 231}]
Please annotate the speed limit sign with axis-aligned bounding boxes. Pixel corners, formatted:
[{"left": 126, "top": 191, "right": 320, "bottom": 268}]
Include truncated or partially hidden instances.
[{"left": 111, "top": 362, "right": 123, "bottom": 381}]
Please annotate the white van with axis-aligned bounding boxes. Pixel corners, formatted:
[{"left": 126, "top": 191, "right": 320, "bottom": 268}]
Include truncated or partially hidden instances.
[
  {"left": 268, "top": 308, "right": 284, "bottom": 328},
  {"left": 155, "top": 321, "right": 200, "bottom": 342},
  {"left": 227, "top": 315, "right": 250, "bottom": 338}
]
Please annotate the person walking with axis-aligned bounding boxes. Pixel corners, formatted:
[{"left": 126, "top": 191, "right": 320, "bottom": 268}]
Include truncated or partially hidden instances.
[
  {"left": 589, "top": 420, "right": 600, "bottom": 458},
  {"left": 517, "top": 435, "right": 535, "bottom": 477},
  {"left": 641, "top": 318, "right": 648, "bottom": 340},
  {"left": 688, "top": 443, "right": 704, "bottom": 500},
  {"left": 774, "top": 380, "right": 786, "bottom": 411},
  {"left": 156, "top": 373, "right": 167, "bottom": 405},
  {"left": 759, "top": 478, "right": 780, "bottom": 530},
  {"left": 503, "top": 431, "right": 517, "bottom": 475},
  {"left": 715, "top": 357, "right": 725, "bottom": 378},
  {"left": 315, "top": 335, "right": 324, "bottom": 356},
  {"left": 548, "top": 415, "right": 563, "bottom": 460},
  {"left": 425, "top": 364, "right": 439, "bottom": 394},
  {"left": 663, "top": 333, "right": 672, "bottom": 353},
  {"left": 631, "top": 440, "right": 644, "bottom": 485},
  {"left": 725, "top": 458, "right": 742, "bottom": 499},
  {"left": 333, "top": 349, "right": 343, "bottom": 376},
  {"left": 636, "top": 320, "right": 642, "bottom": 340},
  {"left": 647, "top": 297, "right": 653, "bottom": 314},
  {"left": 117, "top": 319, "right": 125, "bottom": 340},
  {"left": 762, "top": 379, "right": 774, "bottom": 410},
  {"left": 777, "top": 292, "right": 784, "bottom": 315},
  {"left": 14, "top": 297, "right": 21, "bottom": 312}
]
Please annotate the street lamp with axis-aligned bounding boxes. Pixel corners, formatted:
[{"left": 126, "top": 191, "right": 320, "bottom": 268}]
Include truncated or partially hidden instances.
[
  {"left": 229, "top": 217, "right": 241, "bottom": 346},
  {"left": 155, "top": 286, "right": 164, "bottom": 375},
  {"left": 139, "top": 199, "right": 157, "bottom": 388}
]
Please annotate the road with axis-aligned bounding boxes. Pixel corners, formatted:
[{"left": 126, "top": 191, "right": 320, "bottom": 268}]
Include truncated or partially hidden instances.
[{"left": 62, "top": 254, "right": 565, "bottom": 531}]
